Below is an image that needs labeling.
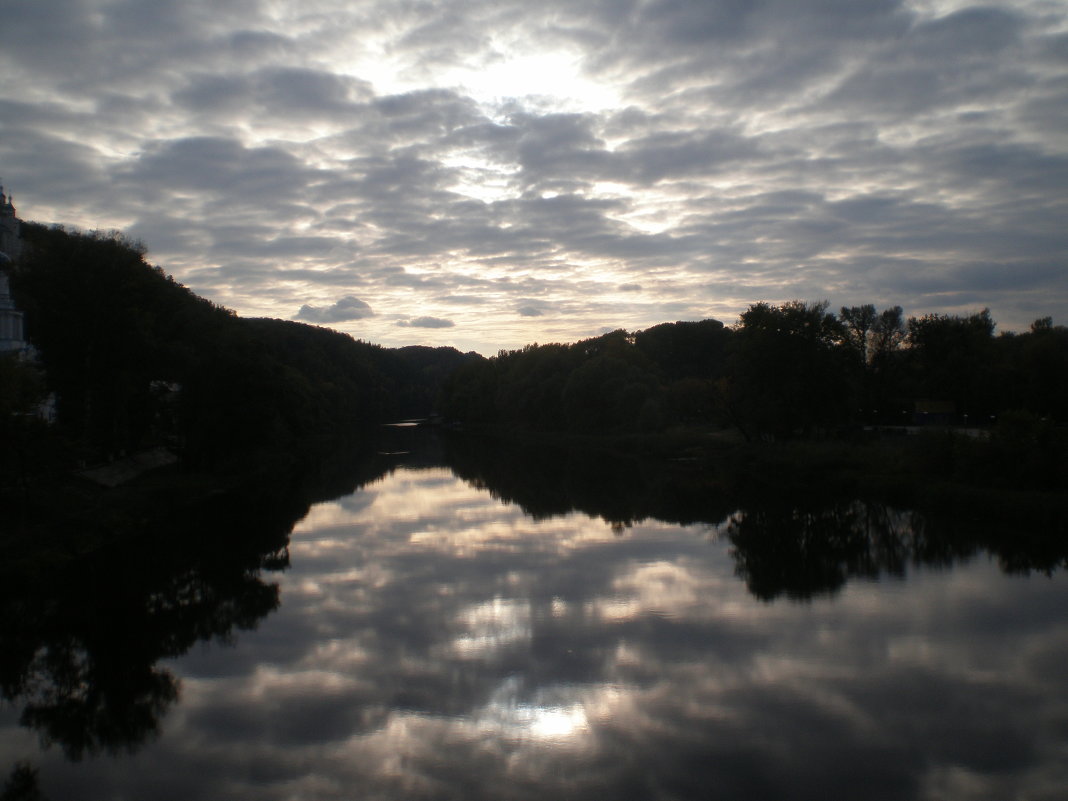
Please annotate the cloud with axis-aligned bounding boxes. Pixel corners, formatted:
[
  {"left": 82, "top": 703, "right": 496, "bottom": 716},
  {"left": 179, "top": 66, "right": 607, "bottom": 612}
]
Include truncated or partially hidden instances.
[
  {"left": 397, "top": 316, "right": 456, "bottom": 328},
  {"left": 122, "top": 136, "right": 316, "bottom": 198},
  {"left": 296, "top": 296, "right": 375, "bottom": 323}
]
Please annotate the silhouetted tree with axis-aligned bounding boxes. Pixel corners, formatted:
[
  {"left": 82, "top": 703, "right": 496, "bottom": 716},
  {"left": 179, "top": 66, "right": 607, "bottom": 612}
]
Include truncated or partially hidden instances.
[
  {"left": 905, "top": 309, "right": 996, "bottom": 421},
  {"left": 0, "top": 355, "right": 48, "bottom": 489},
  {"left": 725, "top": 301, "right": 853, "bottom": 439},
  {"left": 839, "top": 304, "right": 907, "bottom": 422},
  {"left": 871, "top": 306, "right": 907, "bottom": 367},
  {"left": 1002, "top": 319, "right": 1068, "bottom": 422},
  {"left": 0, "top": 763, "right": 47, "bottom": 801},
  {"left": 634, "top": 319, "right": 732, "bottom": 426}
]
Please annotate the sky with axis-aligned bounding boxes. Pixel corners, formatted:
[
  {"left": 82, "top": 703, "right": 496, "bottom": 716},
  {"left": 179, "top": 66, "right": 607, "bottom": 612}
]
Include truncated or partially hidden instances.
[{"left": 1, "top": 0, "right": 1066, "bottom": 354}]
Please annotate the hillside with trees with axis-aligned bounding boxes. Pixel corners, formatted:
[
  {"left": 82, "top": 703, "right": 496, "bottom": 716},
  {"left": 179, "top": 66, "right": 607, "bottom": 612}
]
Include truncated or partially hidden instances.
[{"left": 5, "top": 223, "right": 473, "bottom": 475}]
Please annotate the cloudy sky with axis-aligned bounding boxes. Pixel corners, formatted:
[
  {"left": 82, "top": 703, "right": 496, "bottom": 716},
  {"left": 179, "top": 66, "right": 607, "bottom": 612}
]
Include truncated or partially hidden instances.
[{"left": 2, "top": 0, "right": 1066, "bottom": 353}]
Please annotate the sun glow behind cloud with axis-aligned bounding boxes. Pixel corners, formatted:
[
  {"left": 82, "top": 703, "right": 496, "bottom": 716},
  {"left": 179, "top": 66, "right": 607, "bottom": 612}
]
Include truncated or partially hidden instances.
[{"left": 445, "top": 48, "right": 623, "bottom": 112}]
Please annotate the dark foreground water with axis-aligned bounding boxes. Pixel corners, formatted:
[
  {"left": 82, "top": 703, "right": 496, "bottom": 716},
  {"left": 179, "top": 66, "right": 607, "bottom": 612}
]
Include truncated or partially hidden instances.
[{"left": 3, "top": 440, "right": 1067, "bottom": 800}]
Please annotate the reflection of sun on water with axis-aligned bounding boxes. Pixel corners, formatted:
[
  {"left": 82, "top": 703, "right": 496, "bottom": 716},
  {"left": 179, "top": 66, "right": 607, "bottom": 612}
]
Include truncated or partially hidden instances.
[
  {"left": 476, "top": 677, "right": 593, "bottom": 744},
  {"left": 516, "top": 703, "right": 590, "bottom": 740}
]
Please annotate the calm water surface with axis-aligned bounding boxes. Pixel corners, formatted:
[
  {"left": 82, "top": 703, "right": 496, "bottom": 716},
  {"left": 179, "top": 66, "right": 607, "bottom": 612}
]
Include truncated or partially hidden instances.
[{"left": 3, "top": 453, "right": 1068, "bottom": 800}]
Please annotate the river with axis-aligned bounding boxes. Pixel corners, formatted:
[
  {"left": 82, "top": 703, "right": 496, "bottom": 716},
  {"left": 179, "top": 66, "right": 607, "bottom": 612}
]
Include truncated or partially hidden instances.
[{"left": 2, "top": 433, "right": 1066, "bottom": 800}]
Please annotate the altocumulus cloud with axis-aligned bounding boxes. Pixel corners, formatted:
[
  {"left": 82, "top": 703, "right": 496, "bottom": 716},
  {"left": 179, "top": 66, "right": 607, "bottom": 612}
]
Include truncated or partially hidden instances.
[
  {"left": 398, "top": 316, "right": 455, "bottom": 329},
  {"left": 296, "top": 296, "right": 375, "bottom": 323},
  {"left": 516, "top": 300, "right": 550, "bottom": 317}
]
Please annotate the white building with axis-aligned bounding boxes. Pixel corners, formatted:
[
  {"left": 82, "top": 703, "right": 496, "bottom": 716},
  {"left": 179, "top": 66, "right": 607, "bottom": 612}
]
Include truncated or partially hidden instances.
[
  {"left": 0, "top": 184, "right": 26, "bottom": 353},
  {"left": 0, "top": 186, "right": 55, "bottom": 422}
]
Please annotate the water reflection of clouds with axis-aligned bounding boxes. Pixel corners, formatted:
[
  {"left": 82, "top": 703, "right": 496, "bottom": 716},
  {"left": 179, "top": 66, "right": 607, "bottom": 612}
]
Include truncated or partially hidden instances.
[
  {"left": 405, "top": 509, "right": 642, "bottom": 556},
  {"left": 604, "top": 559, "right": 705, "bottom": 620},
  {"left": 452, "top": 597, "right": 531, "bottom": 658},
  {"left": 359, "top": 468, "right": 496, "bottom": 528},
  {"left": 25, "top": 467, "right": 1067, "bottom": 800},
  {"left": 279, "top": 472, "right": 1067, "bottom": 798},
  {"left": 298, "top": 467, "right": 686, "bottom": 559}
]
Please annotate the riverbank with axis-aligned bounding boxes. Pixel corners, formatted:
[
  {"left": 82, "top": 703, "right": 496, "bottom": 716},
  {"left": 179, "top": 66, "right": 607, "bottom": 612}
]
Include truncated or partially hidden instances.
[
  {"left": 0, "top": 433, "right": 398, "bottom": 595},
  {"left": 440, "top": 422, "right": 1068, "bottom": 536}
]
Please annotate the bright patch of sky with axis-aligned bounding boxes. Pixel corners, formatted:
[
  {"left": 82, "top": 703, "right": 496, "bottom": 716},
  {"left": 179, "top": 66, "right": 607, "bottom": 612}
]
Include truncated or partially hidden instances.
[{"left": 447, "top": 45, "right": 621, "bottom": 110}]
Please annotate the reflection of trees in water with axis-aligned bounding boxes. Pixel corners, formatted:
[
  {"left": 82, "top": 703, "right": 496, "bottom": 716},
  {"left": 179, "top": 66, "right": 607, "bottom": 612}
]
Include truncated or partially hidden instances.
[
  {"left": 726, "top": 493, "right": 1068, "bottom": 601},
  {"left": 443, "top": 433, "right": 735, "bottom": 529},
  {"left": 442, "top": 432, "right": 1068, "bottom": 602},
  {"left": 0, "top": 523, "right": 286, "bottom": 760},
  {"left": 0, "top": 448, "right": 394, "bottom": 761},
  {"left": 1, "top": 762, "right": 46, "bottom": 801},
  {"left": 726, "top": 501, "right": 931, "bottom": 601}
]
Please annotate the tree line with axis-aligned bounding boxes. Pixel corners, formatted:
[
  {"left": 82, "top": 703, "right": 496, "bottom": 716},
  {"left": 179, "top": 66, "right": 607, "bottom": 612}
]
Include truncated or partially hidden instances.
[{"left": 440, "top": 300, "right": 1068, "bottom": 440}]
